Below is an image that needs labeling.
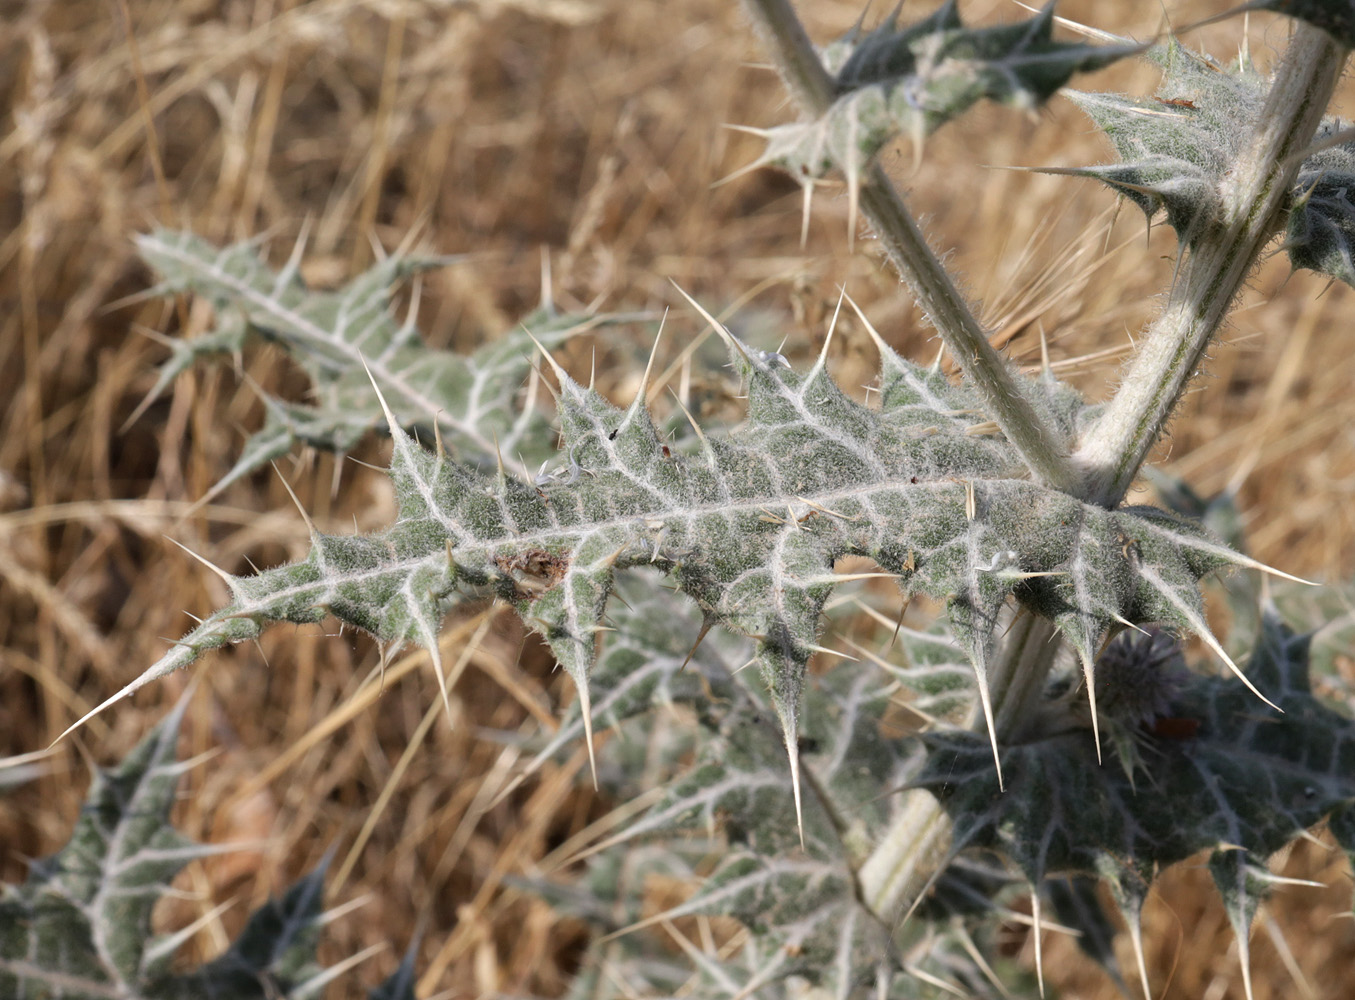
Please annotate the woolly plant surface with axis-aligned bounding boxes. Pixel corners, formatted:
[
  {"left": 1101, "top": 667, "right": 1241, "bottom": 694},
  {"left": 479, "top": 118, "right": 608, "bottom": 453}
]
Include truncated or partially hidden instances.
[
  {"left": 86, "top": 246, "right": 1291, "bottom": 832},
  {"left": 527, "top": 575, "right": 1016, "bottom": 999},
  {"left": 743, "top": 2, "right": 1139, "bottom": 197},
  {"left": 1063, "top": 37, "right": 1355, "bottom": 286},
  {"left": 0, "top": 694, "right": 416, "bottom": 999},
  {"left": 135, "top": 229, "right": 636, "bottom": 496},
  {"left": 531, "top": 579, "right": 1355, "bottom": 997},
  {"left": 916, "top": 610, "right": 1355, "bottom": 993}
]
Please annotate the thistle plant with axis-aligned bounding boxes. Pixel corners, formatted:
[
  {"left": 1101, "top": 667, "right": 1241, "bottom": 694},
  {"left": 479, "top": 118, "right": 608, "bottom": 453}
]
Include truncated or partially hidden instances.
[
  {"left": 0, "top": 694, "right": 420, "bottom": 999},
  {"left": 13, "top": 2, "right": 1355, "bottom": 997}
]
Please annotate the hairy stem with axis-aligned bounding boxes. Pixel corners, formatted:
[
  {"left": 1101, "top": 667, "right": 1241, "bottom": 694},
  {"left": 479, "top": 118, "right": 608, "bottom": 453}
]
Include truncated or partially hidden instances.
[
  {"left": 856, "top": 787, "right": 954, "bottom": 923},
  {"left": 1074, "top": 24, "right": 1347, "bottom": 508},
  {"left": 739, "top": 0, "right": 1078, "bottom": 494},
  {"left": 858, "top": 612, "right": 1061, "bottom": 922}
]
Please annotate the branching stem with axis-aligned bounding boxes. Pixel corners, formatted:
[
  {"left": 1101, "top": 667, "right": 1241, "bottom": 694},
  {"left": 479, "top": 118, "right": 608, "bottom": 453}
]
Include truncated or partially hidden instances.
[
  {"left": 1074, "top": 24, "right": 1347, "bottom": 508},
  {"left": 740, "top": 0, "right": 1079, "bottom": 494},
  {"left": 743, "top": 1, "right": 1349, "bottom": 931}
]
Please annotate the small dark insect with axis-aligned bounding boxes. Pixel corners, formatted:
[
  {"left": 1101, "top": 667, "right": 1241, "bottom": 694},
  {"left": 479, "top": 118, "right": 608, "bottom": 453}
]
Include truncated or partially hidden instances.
[
  {"left": 661, "top": 444, "right": 671, "bottom": 459},
  {"left": 909, "top": 476, "right": 918, "bottom": 484}
]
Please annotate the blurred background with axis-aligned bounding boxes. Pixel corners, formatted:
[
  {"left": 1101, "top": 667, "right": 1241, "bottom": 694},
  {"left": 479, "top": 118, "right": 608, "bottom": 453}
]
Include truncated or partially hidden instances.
[{"left": 2, "top": 1, "right": 1353, "bottom": 996}]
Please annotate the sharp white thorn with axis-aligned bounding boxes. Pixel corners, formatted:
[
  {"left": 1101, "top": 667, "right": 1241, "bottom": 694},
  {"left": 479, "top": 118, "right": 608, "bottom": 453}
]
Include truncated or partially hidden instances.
[
  {"left": 358, "top": 353, "right": 400, "bottom": 435},
  {"left": 975, "top": 666, "right": 1004, "bottom": 791},
  {"left": 539, "top": 246, "right": 554, "bottom": 315},
  {"left": 580, "top": 681, "right": 598, "bottom": 790},
  {"left": 51, "top": 655, "right": 188, "bottom": 747},
  {"left": 1204, "top": 623, "right": 1281, "bottom": 713},
  {"left": 492, "top": 433, "right": 507, "bottom": 485},
  {"left": 166, "top": 536, "right": 238, "bottom": 591},
  {"left": 524, "top": 329, "right": 572, "bottom": 384},
  {"left": 1109, "top": 610, "right": 1149, "bottom": 634},
  {"left": 404, "top": 281, "right": 425, "bottom": 349},
  {"left": 800, "top": 183, "right": 813, "bottom": 249},
  {"left": 635, "top": 310, "right": 667, "bottom": 408},
  {"left": 668, "top": 388, "right": 713, "bottom": 459},
  {"left": 670, "top": 281, "right": 750, "bottom": 361},
  {"left": 1127, "top": 911, "right": 1151, "bottom": 1000},
  {"left": 786, "top": 730, "right": 806, "bottom": 850},
  {"left": 1083, "top": 652, "right": 1103, "bottom": 765},
  {"left": 1141, "top": 566, "right": 1283, "bottom": 713},
  {"left": 281, "top": 216, "right": 313, "bottom": 284},
  {"left": 1227, "top": 551, "right": 1316, "bottom": 586},
  {"left": 721, "top": 122, "right": 774, "bottom": 138},
  {"left": 428, "top": 634, "right": 452, "bottom": 721},
  {"left": 1238, "top": 922, "right": 1256, "bottom": 1000},
  {"left": 271, "top": 462, "right": 317, "bottom": 538},
  {"left": 432, "top": 408, "right": 447, "bottom": 462},
  {"left": 1032, "top": 890, "right": 1045, "bottom": 998},
  {"left": 709, "top": 152, "right": 773, "bottom": 189},
  {"left": 844, "top": 291, "right": 891, "bottom": 359},
  {"left": 811, "top": 288, "right": 846, "bottom": 378}
]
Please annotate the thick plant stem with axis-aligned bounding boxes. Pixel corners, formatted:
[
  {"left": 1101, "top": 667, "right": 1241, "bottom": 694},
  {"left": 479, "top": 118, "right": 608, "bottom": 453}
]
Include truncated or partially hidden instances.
[
  {"left": 857, "top": 787, "right": 955, "bottom": 923},
  {"left": 739, "top": 0, "right": 1078, "bottom": 494},
  {"left": 858, "top": 613, "right": 1061, "bottom": 923},
  {"left": 1075, "top": 24, "right": 1347, "bottom": 508}
]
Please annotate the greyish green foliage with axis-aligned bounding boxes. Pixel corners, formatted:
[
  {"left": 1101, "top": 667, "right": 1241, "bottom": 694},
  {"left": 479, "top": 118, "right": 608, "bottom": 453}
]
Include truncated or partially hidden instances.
[
  {"left": 86, "top": 2, "right": 1355, "bottom": 997},
  {"left": 92, "top": 281, "right": 1268, "bottom": 813},
  {"left": 1063, "top": 38, "right": 1355, "bottom": 286},
  {"left": 528, "top": 573, "right": 1020, "bottom": 999},
  {"left": 1060, "top": 41, "right": 1268, "bottom": 248},
  {"left": 916, "top": 609, "right": 1355, "bottom": 984},
  {"left": 135, "top": 229, "right": 636, "bottom": 497},
  {"left": 0, "top": 696, "right": 419, "bottom": 999},
  {"left": 746, "top": 1, "right": 1138, "bottom": 191}
]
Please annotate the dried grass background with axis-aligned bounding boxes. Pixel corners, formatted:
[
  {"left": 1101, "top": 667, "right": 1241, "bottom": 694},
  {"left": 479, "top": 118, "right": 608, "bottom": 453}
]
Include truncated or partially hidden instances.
[{"left": 2, "top": 1, "right": 1354, "bottom": 997}]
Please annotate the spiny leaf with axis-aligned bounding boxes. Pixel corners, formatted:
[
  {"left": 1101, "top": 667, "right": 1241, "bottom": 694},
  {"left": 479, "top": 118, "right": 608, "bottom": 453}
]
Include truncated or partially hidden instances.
[
  {"left": 90, "top": 317, "right": 1261, "bottom": 825},
  {"left": 1208, "top": 849, "right": 1269, "bottom": 998},
  {"left": 524, "top": 571, "right": 752, "bottom": 786},
  {"left": 914, "top": 608, "right": 1355, "bottom": 994},
  {"left": 529, "top": 583, "right": 1033, "bottom": 998},
  {"left": 175, "top": 865, "right": 330, "bottom": 998},
  {"left": 1045, "top": 876, "right": 1127, "bottom": 990},
  {"left": 0, "top": 698, "right": 393, "bottom": 999},
  {"left": 1287, "top": 117, "right": 1355, "bottom": 286},
  {"left": 1061, "top": 40, "right": 1267, "bottom": 248},
  {"left": 1066, "top": 38, "right": 1355, "bottom": 287},
  {"left": 135, "top": 229, "right": 635, "bottom": 490},
  {"left": 596, "top": 665, "right": 919, "bottom": 996},
  {"left": 747, "top": 2, "right": 1136, "bottom": 192}
]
